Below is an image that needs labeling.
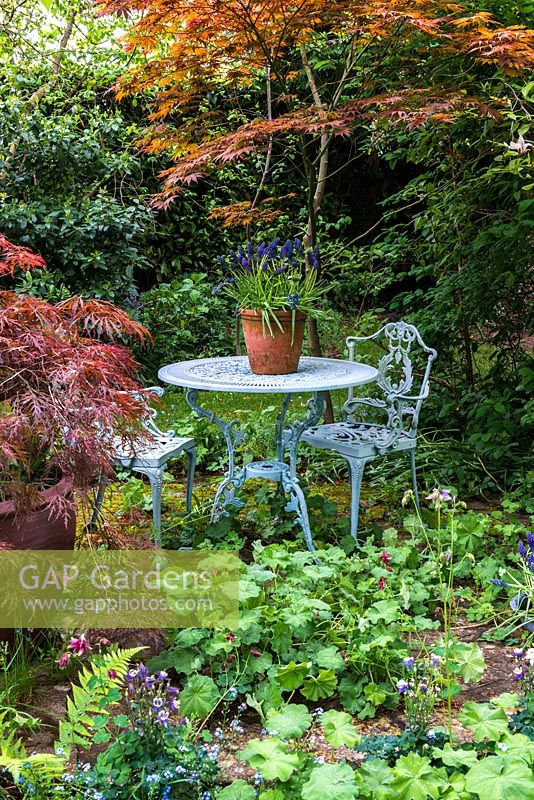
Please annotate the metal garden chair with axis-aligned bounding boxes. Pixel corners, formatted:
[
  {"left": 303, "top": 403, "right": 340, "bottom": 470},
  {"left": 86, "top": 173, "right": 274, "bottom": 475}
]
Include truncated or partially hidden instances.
[
  {"left": 89, "top": 386, "right": 196, "bottom": 545},
  {"left": 302, "top": 321, "right": 437, "bottom": 542}
]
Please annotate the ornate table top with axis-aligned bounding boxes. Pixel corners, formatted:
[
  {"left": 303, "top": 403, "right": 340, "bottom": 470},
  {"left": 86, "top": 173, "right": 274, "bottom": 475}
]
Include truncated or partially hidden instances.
[{"left": 158, "top": 356, "right": 378, "bottom": 394}]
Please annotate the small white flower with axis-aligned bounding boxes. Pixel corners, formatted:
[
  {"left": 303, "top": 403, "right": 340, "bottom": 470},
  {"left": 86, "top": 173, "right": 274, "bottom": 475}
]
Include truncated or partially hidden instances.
[
  {"left": 508, "top": 135, "right": 533, "bottom": 155},
  {"left": 524, "top": 648, "right": 534, "bottom": 666}
]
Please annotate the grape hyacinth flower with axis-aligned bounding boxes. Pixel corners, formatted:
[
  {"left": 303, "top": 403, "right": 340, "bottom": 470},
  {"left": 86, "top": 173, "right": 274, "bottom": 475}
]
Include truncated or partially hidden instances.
[
  {"left": 212, "top": 236, "right": 326, "bottom": 326},
  {"left": 287, "top": 292, "right": 299, "bottom": 310}
]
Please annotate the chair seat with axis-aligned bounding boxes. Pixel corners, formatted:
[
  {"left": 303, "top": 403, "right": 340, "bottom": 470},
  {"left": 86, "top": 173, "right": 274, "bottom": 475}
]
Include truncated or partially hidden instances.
[
  {"left": 113, "top": 435, "right": 196, "bottom": 469},
  {"left": 302, "top": 422, "right": 416, "bottom": 459}
]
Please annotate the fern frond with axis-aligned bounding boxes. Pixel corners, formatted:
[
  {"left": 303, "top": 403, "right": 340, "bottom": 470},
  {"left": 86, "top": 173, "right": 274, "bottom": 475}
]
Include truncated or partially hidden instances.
[
  {"left": 0, "top": 752, "right": 65, "bottom": 784},
  {"left": 57, "top": 646, "right": 144, "bottom": 755}
]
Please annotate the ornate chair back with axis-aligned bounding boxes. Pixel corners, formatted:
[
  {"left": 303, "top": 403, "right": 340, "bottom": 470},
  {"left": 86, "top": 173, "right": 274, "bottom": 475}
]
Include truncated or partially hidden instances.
[{"left": 345, "top": 321, "right": 437, "bottom": 441}]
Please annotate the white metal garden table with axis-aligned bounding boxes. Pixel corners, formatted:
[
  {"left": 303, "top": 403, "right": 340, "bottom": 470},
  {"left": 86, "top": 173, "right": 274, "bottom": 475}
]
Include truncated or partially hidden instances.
[{"left": 158, "top": 356, "right": 378, "bottom": 551}]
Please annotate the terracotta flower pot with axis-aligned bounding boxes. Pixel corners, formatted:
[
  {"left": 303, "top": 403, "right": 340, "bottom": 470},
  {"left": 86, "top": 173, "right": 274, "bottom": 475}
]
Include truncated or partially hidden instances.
[
  {"left": 0, "top": 477, "right": 76, "bottom": 550},
  {"left": 0, "top": 478, "right": 76, "bottom": 645},
  {"left": 241, "top": 309, "right": 306, "bottom": 375}
]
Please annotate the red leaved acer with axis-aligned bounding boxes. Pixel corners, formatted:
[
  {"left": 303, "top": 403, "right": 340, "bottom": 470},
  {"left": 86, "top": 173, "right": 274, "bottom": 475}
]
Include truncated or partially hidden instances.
[
  {"left": 0, "top": 237, "right": 152, "bottom": 517},
  {"left": 97, "top": 0, "right": 534, "bottom": 216}
]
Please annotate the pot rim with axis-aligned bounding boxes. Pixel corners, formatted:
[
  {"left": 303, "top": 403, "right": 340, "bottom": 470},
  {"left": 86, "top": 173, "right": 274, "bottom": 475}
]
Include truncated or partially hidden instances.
[
  {"left": 0, "top": 476, "right": 74, "bottom": 517},
  {"left": 240, "top": 309, "right": 306, "bottom": 320}
]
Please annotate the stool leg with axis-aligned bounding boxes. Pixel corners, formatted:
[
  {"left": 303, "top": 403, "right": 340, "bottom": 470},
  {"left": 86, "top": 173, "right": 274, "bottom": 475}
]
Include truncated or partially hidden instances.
[
  {"left": 136, "top": 468, "right": 163, "bottom": 547},
  {"left": 185, "top": 447, "right": 196, "bottom": 514}
]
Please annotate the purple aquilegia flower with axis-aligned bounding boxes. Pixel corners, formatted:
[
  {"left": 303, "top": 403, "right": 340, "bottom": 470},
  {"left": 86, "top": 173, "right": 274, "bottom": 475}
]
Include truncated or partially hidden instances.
[
  {"left": 396, "top": 679, "right": 410, "bottom": 694},
  {"left": 426, "top": 487, "right": 453, "bottom": 509},
  {"left": 403, "top": 657, "right": 415, "bottom": 669},
  {"left": 430, "top": 654, "right": 441, "bottom": 668},
  {"left": 419, "top": 682, "right": 428, "bottom": 694},
  {"left": 513, "top": 648, "right": 524, "bottom": 658},
  {"left": 491, "top": 578, "right": 509, "bottom": 587},
  {"left": 157, "top": 709, "right": 170, "bottom": 725},
  {"left": 158, "top": 671, "right": 169, "bottom": 681},
  {"left": 152, "top": 697, "right": 164, "bottom": 710},
  {"left": 138, "top": 663, "right": 148, "bottom": 680}
]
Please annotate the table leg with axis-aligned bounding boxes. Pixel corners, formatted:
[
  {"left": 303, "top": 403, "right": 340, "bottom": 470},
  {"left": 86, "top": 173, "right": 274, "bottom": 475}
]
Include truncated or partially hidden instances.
[
  {"left": 185, "top": 388, "right": 326, "bottom": 551},
  {"left": 282, "top": 392, "right": 327, "bottom": 478},
  {"left": 275, "top": 393, "right": 292, "bottom": 462},
  {"left": 185, "top": 388, "right": 247, "bottom": 520},
  {"left": 278, "top": 391, "right": 327, "bottom": 550}
]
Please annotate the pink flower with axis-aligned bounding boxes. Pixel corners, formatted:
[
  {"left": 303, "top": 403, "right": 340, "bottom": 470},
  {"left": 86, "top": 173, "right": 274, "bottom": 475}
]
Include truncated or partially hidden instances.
[
  {"left": 378, "top": 577, "right": 387, "bottom": 591},
  {"left": 250, "top": 649, "right": 262, "bottom": 658},
  {"left": 380, "top": 552, "right": 391, "bottom": 564},
  {"left": 108, "top": 669, "right": 118, "bottom": 680},
  {"left": 68, "top": 634, "right": 92, "bottom": 655},
  {"left": 99, "top": 638, "right": 111, "bottom": 648},
  {"left": 57, "top": 652, "right": 71, "bottom": 668}
]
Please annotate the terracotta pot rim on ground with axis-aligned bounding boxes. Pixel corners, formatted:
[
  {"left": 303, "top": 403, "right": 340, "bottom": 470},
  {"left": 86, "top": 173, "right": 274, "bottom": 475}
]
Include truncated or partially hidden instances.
[
  {"left": 0, "top": 476, "right": 74, "bottom": 517},
  {"left": 0, "top": 476, "right": 76, "bottom": 550}
]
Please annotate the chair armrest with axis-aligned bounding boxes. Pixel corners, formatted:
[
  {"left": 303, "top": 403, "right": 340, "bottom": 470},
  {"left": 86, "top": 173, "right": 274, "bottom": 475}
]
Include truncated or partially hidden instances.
[{"left": 388, "top": 385, "right": 430, "bottom": 404}]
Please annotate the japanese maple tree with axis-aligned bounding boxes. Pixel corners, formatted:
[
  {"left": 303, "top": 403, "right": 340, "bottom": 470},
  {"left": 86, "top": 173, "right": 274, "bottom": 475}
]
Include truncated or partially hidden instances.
[
  {"left": 100, "top": 0, "right": 534, "bottom": 362},
  {"left": 0, "top": 236, "right": 150, "bottom": 514}
]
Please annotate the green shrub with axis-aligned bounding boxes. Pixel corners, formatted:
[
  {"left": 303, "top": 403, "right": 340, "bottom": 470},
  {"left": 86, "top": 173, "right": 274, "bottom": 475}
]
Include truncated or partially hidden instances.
[{"left": 140, "top": 273, "right": 234, "bottom": 379}]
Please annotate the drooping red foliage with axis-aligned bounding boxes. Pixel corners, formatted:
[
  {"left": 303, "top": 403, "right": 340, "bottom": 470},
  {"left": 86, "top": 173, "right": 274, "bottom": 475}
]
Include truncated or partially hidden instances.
[
  {"left": 0, "top": 235, "right": 45, "bottom": 277},
  {"left": 0, "top": 237, "right": 152, "bottom": 514}
]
